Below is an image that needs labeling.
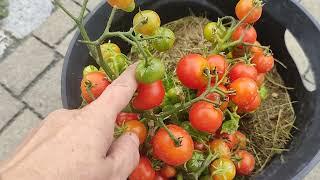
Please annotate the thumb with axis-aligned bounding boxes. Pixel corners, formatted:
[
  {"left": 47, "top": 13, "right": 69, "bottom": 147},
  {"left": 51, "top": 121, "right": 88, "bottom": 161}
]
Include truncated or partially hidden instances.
[{"left": 105, "top": 133, "right": 140, "bottom": 179}]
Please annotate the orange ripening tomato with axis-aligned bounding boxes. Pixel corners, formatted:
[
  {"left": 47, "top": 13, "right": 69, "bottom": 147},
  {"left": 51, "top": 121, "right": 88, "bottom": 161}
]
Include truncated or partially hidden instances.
[
  {"left": 152, "top": 125, "right": 194, "bottom": 166},
  {"left": 234, "top": 150, "right": 256, "bottom": 176},
  {"left": 235, "top": 0, "right": 262, "bottom": 24},
  {"left": 129, "top": 156, "right": 156, "bottom": 180},
  {"left": 116, "top": 112, "right": 139, "bottom": 125},
  {"left": 235, "top": 131, "right": 247, "bottom": 149},
  {"left": 210, "top": 158, "right": 236, "bottom": 180},
  {"left": 217, "top": 132, "right": 239, "bottom": 150},
  {"left": 107, "top": 0, "right": 135, "bottom": 12},
  {"left": 177, "top": 54, "right": 209, "bottom": 89},
  {"left": 252, "top": 53, "right": 275, "bottom": 73},
  {"left": 229, "top": 62, "right": 258, "bottom": 82},
  {"left": 250, "top": 41, "right": 264, "bottom": 55},
  {"left": 207, "top": 54, "right": 229, "bottom": 80},
  {"left": 232, "top": 23, "right": 257, "bottom": 45},
  {"left": 197, "top": 84, "right": 229, "bottom": 111},
  {"left": 160, "top": 165, "right": 176, "bottom": 178},
  {"left": 209, "top": 139, "right": 231, "bottom": 159},
  {"left": 229, "top": 77, "right": 258, "bottom": 107},
  {"left": 237, "top": 94, "right": 261, "bottom": 113},
  {"left": 80, "top": 72, "right": 110, "bottom": 103},
  {"left": 124, "top": 120, "right": 147, "bottom": 144}
]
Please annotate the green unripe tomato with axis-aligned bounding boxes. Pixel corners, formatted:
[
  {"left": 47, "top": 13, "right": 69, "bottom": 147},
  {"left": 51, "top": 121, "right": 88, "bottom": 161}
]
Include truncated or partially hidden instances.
[
  {"left": 203, "top": 22, "right": 226, "bottom": 43},
  {"left": 83, "top": 65, "right": 99, "bottom": 76},
  {"left": 166, "top": 87, "right": 183, "bottom": 104},
  {"left": 100, "top": 53, "right": 128, "bottom": 76},
  {"left": 186, "top": 151, "right": 206, "bottom": 172},
  {"left": 135, "top": 58, "right": 165, "bottom": 84},
  {"left": 152, "top": 27, "right": 175, "bottom": 52},
  {"left": 133, "top": 10, "right": 161, "bottom": 36}
]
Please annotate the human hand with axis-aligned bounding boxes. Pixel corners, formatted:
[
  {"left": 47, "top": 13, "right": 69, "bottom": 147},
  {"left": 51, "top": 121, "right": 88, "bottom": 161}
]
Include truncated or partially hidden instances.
[{"left": 0, "top": 64, "right": 140, "bottom": 180}]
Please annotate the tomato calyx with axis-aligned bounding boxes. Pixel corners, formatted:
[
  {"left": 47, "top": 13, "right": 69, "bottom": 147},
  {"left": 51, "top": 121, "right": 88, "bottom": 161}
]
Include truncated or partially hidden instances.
[{"left": 221, "top": 109, "right": 241, "bottom": 134}]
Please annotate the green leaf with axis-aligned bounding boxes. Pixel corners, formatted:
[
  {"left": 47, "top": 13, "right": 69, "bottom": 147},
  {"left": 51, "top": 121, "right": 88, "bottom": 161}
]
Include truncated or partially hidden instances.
[
  {"left": 221, "top": 119, "right": 239, "bottom": 134},
  {"left": 259, "top": 85, "right": 269, "bottom": 100}
]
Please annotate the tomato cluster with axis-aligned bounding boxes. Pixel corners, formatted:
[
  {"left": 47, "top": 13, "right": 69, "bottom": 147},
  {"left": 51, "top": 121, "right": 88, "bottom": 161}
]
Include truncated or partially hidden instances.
[{"left": 78, "top": 0, "right": 273, "bottom": 179}]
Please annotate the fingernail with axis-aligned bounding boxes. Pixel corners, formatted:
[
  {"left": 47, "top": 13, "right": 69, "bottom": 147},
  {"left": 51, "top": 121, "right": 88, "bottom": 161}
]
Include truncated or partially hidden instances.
[{"left": 124, "top": 132, "right": 140, "bottom": 147}]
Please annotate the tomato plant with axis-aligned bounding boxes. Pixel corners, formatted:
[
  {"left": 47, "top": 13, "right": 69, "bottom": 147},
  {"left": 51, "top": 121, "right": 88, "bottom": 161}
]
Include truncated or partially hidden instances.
[
  {"left": 116, "top": 112, "right": 139, "bottom": 125},
  {"left": 189, "top": 101, "right": 223, "bottom": 133},
  {"left": 207, "top": 54, "right": 228, "bottom": 80},
  {"left": 229, "top": 62, "right": 258, "bottom": 82},
  {"left": 152, "top": 125, "right": 194, "bottom": 166},
  {"left": 252, "top": 53, "right": 275, "bottom": 73},
  {"left": 210, "top": 158, "right": 236, "bottom": 180},
  {"left": 152, "top": 27, "right": 176, "bottom": 52},
  {"left": 132, "top": 80, "right": 165, "bottom": 110},
  {"left": 235, "top": 0, "right": 262, "bottom": 24},
  {"left": 234, "top": 150, "right": 255, "bottom": 175},
  {"left": 160, "top": 165, "right": 176, "bottom": 178},
  {"left": 80, "top": 72, "right": 110, "bottom": 103},
  {"left": 135, "top": 58, "right": 165, "bottom": 84},
  {"left": 124, "top": 120, "right": 147, "bottom": 144},
  {"left": 133, "top": 10, "right": 161, "bottom": 36},
  {"left": 232, "top": 23, "right": 257, "bottom": 45},
  {"left": 129, "top": 156, "right": 156, "bottom": 180},
  {"left": 177, "top": 54, "right": 209, "bottom": 89},
  {"left": 229, "top": 77, "right": 259, "bottom": 107}
]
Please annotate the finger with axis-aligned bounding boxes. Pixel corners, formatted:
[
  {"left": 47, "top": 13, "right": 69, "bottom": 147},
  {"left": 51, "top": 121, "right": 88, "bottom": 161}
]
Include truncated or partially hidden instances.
[
  {"left": 104, "top": 133, "right": 140, "bottom": 179},
  {"left": 82, "top": 64, "right": 137, "bottom": 129}
]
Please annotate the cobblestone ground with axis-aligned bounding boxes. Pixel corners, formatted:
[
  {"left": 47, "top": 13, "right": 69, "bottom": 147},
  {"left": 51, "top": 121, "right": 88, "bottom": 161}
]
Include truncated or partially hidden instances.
[{"left": 0, "top": 0, "right": 319, "bottom": 179}]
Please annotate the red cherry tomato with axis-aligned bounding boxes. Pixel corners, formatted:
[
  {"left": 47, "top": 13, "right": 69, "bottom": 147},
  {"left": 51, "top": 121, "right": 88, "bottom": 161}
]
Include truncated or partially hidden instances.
[
  {"left": 252, "top": 53, "right": 275, "bottom": 73},
  {"left": 129, "top": 156, "right": 156, "bottom": 180},
  {"left": 232, "top": 24, "right": 257, "bottom": 45},
  {"left": 152, "top": 125, "right": 194, "bottom": 166},
  {"left": 250, "top": 41, "right": 264, "bottom": 55},
  {"left": 229, "top": 62, "right": 258, "bottom": 82},
  {"left": 209, "top": 139, "right": 231, "bottom": 158},
  {"left": 160, "top": 165, "right": 176, "bottom": 178},
  {"left": 197, "top": 84, "right": 229, "bottom": 111},
  {"left": 177, "top": 54, "right": 209, "bottom": 89},
  {"left": 194, "top": 141, "right": 206, "bottom": 151},
  {"left": 207, "top": 54, "right": 229, "bottom": 80},
  {"left": 229, "top": 77, "right": 259, "bottom": 107},
  {"left": 218, "top": 132, "right": 239, "bottom": 150},
  {"left": 155, "top": 172, "right": 168, "bottom": 180},
  {"left": 80, "top": 72, "right": 110, "bottom": 103},
  {"left": 238, "top": 94, "right": 261, "bottom": 113},
  {"left": 124, "top": 120, "right": 147, "bottom": 144},
  {"left": 235, "top": 0, "right": 263, "bottom": 24},
  {"left": 256, "top": 73, "right": 265, "bottom": 87},
  {"left": 116, "top": 112, "right": 139, "bottom": 125},
  {"left": 132, "top": 80, "right": 165, "bottom": 110},
  {"left": 235, "top": 131, "right": 247, "bottom": 149},
  {"left": 189, "top": 101, "right": 223, "bottom": 133},
  {"left": 234, "top": 150, "right": 256, "bottom": 175}
]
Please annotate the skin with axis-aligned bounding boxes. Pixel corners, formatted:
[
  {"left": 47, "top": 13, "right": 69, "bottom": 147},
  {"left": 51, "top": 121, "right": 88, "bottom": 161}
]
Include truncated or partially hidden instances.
[{"left": 0, "top": 65, "right": 140, "bottom": 180}]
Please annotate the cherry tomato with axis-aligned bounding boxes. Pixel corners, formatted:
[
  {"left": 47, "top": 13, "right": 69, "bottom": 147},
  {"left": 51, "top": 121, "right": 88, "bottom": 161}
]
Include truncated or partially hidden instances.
[
  {"left": 135, "top": 58, "right": 165, "bottom": 84},
  {"left": 218, "top": 132, "right": 239, "bottom": 150},
  {"left": 229, "top": 77, "right": 258, "bottom": 107},
  {"left": 155, "top": 172, "right": 168, "bottom": 180},
  {"left": 116, "top": 112, "right": 139, "bottom": 125},
  {"left": 203, "top": 22, "right": 226, "bottom": 43},
  {"left": 80, "top": 72, "right": 110, "bottom": 103},
  {"left": 232, "top": 23, "right": 257, "bottom": 45},
  {"left": 207, "top": 54, "right": 228, "bottom": 80},
  {"left": 100, "top": 43, "right": 121, "bottom": 60},
  {"left": 124, "top": 120, "right": 147, "bottom": 144},
  {"left": 235, "top": 131, "right": 247, "bottom": 149},
  {"left": 133, "top": 10, "right": 161, "bottom": 36},
  {"left": 160, "top": 165, "right": 176, "bottom": 178},
  {"left": 152, "top": 27, "right": 175, "bottom": 52},
  {"left": 129, "top": 156, "right": 156, "bottom": 180},
  {"left": 252, "top": 53, "right": 275, "bottom": 73},
  {"left": 197, "top": 84, "right": 229, "bottom": 111},
  {"left": 229, "top": 62, "right": 258, "bottom": 82},
  {"left": 234, "top": 150, "right": 255, "bottom": 175},
  {"left": 238, "top": 94, "right": 261, "bottom": 113},
  {"left": 107, "top": 0, "right": 135, "bottom": 12},
  {"left": 209, "top": 139, "right": 231, "bottom": 158},
  {"left": 210, "top": 158, "right": 236, "bottom": 180},
  {"left": 177, "top": 54, "right": 209, "bottom": 89},
  {"left": 189, "top": 101, "right": 223, "bottom": 133},
  {"left": 194, "top": 141, "right": 206, "bottom": 151},
  {"left": 103, "top": 53, "right": 128, "bottom": 76},
  {"left": 132, "top": 80, "right": 165, "bottom": 110},
  {"left": 250, "top": 41, "right": 263, "bottom": 55},
  {"left": 256, "top": 73, "right": 265, "bottom": 87},
  {"left": 232, "top": 46, "right": 245, "bottom": 58},
  {"left": 235, "top": 0, "right": 262, "bottom": 24},
  {"left": 83, "top": 65, "right": 98, "bottom": 76},
  {"left": 152, "top": 124, "right": 194, "bottom": 166}
]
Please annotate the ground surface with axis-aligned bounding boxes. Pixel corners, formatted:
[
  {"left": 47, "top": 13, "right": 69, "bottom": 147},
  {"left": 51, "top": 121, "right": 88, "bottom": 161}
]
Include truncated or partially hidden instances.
[{"left": 0, "top": 0, "right": 318, "bottom": 179}]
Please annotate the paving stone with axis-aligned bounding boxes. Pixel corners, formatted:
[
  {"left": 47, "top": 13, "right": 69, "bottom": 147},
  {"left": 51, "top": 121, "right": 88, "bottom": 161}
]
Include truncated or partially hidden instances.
[
  {"left": 33, "top": 0, "right": 84, "bottom": 47},
  {"left": 0, "top": 30, "right": 13, "bottom": 58},
  {"left": 2, "top": 0, "right": 53, "bottom": 39},
  {"left": 56, "top": 29, "right": 76, "bottom": 56},
  {"left": 0, "top": 109, "right": 41, "bottom": 160},
  {"left": 23, "top": 60, "right": 63, "bottom": 117},
  {"left": 0, "top": 86, "right": 24, "bottom": 130},
  {"left": 300, "top": 0, "right": 320, "bottom": 23},
  {"left": 0, "top": 37, "right": 55, "bottom": 95}
]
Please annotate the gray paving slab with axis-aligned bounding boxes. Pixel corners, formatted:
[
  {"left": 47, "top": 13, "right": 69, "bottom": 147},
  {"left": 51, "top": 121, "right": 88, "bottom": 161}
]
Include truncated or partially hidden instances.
[
  {"left": 0, "top": 37, "right": 55, "bottom": 95},
  {"left": 2, "top": 0, "right": 53, "bottom": 39},
  {"left": 22, "top": 60, "right": 63, "bottom": 117},
  {"left": 0, "top": 108, "right": 41, "bottom": 160},
  {"left": 56, "top": 29, "right": 76, "bottom": 56},
  {"left": 0, "top": 86, "right": 24, "bottom": 130}
]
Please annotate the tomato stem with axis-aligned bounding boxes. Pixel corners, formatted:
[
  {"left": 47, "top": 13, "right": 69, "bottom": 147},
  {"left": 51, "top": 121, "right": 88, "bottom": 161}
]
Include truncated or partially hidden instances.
[
  {"left": 159, "top": 118, "right": 182, "bottom": 147},
  {"left": 106, "top": 7, "right": 117, "bottom": 32},
  {"left": 192, "top": 153, "right": 218, "bottom": 179}
]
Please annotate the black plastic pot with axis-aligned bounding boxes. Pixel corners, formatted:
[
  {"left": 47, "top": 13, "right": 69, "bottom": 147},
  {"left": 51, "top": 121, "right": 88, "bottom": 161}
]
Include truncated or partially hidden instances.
[{"left": 62, "top": 0, "right": 320, "bottom": 179}]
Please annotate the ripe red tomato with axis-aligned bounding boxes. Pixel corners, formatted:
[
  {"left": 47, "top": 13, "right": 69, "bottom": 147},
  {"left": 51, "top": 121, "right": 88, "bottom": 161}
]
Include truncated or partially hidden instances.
[
  {"left": 252, "top": 53, "right": 275, "bottom": 73},
  {"left": 210, "top": 158, "right": 236, "bottom": 180},
  {"left": 177, "top": 54, "right": 209, "bottom": 89},
  {"left": 207, "top": 54, "right": 228, "bottom": 80},
  {"left": 232, "top": 24, "right": 257, "bottom": 45},
  {"left": 80, "top": 72, "right": 110, "bottom": 103},
  {"left": 160, "top": 165, "right": 176, "bottom": 178},
  {"left": 129, "top": 156, "right": 156, "bottom": 180},
  {"left": 256, "top": 73, "right": 265, "bottom": 87},
  {"left": 209, "top": 139, "right": 231, "bottom": 159},
  {"left": 235, "top": 131, "right": 247, "bottom": 149},
  {"left": 132, "top": 80, "right": 165, "bottom": 110},
  {"left": 235, "top": 0, "right": 262, "bottom": 24},
  {"left": 229, "top": 77, "right": 258, "bottom": 107},
  {"left": 152, "top": 125, "right": 194, "bottom": 166},
  {"left": 197, "top": 85, "right": 229, "bottom": 111},
  {"left": 155, "top": 172, "right": 168, "bottom": 180},
  {"left": 124, "top": 120, "right": 147, "bottom": 144},
  {"left": 194, "top": 141, "right": 206, "bottom": 151},
  {"left": 250, "top": 41, "right": 263, "bottom": 55},
  {"left": 238, "top": 94, "right": 261, "bottom": 113},
  {"left": 234, "top": 150, "right": 255, "bottom": 175},
  {"left": 218, "top": 132, "right": 239, "bottom": 150},
  {"left": 229, "top": 62, "right": 258, "bottom": 82},
  {"left": 189, "top": 101, "right": 223, "bottom": 133},
  {"left": 116, "top": 112, "right": 139, "bottom": 125}
]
